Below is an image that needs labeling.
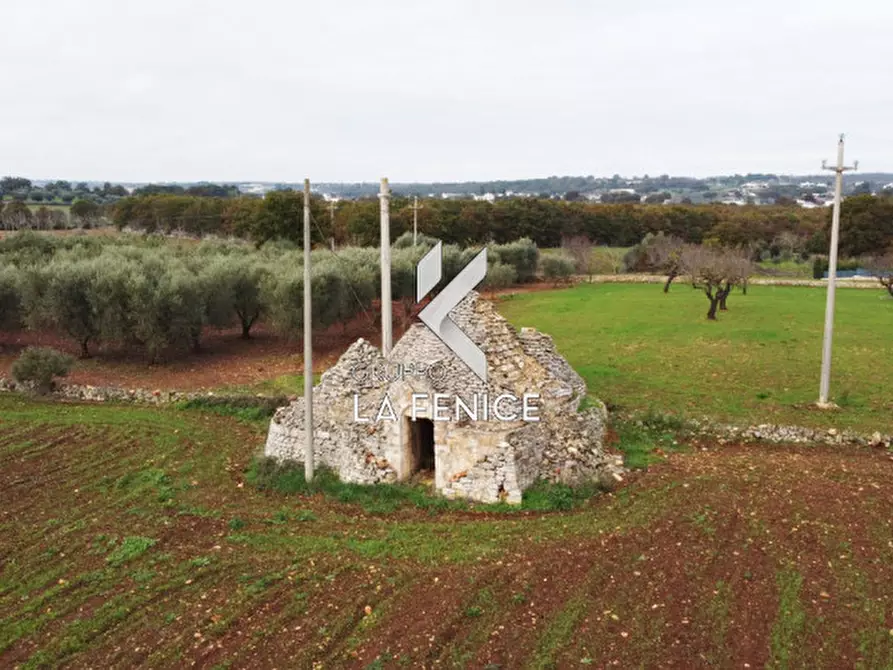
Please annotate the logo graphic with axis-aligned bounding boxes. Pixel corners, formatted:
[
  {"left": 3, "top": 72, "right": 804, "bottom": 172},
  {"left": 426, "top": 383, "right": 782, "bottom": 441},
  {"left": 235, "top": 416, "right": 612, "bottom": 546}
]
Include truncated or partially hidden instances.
[{"left": 416, "top": 242, "right": 488, "bottom": 382}]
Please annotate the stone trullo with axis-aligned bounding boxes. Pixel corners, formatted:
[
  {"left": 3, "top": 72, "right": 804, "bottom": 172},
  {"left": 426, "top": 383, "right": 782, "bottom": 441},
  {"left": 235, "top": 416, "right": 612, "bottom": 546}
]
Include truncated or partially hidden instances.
[{"left": 265, "top": 292, "right": 621, "bottom": 504}]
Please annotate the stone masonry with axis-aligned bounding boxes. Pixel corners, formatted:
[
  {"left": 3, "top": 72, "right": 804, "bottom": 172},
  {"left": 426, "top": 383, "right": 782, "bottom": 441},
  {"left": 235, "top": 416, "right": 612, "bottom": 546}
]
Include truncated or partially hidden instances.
[{"left": 265, "top": 292, "right": 621, "bottom": 504}]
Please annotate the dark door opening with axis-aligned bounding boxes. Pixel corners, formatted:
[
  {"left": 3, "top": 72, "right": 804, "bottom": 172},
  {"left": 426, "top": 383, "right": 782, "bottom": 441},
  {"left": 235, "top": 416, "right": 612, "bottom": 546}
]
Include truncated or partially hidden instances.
[{"left": 408, "top": 418, "right": 435, "bottom": 474}]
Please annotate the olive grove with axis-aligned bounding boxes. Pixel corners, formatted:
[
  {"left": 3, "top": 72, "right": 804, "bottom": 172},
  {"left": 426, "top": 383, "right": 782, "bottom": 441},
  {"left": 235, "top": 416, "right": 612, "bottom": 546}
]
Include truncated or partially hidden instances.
[{"left": 0, "top": 232, "right": 539, "bottom": 363}]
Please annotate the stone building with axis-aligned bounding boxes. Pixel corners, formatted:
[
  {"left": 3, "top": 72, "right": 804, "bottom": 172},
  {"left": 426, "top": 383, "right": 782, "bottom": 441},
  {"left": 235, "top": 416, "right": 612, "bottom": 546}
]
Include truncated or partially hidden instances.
[{"left": 265, "top": 292, "right": 620, "bottom": 504}]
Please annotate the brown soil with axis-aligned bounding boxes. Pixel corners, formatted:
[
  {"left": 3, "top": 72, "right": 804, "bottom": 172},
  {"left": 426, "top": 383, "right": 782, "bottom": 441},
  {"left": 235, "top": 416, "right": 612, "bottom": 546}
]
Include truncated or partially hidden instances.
[
  {"left": 348, "top": 442, "right": 893, "bottom": 669},
  {"left": 3, "top": 399, "right": 893, "bottom": 668}
]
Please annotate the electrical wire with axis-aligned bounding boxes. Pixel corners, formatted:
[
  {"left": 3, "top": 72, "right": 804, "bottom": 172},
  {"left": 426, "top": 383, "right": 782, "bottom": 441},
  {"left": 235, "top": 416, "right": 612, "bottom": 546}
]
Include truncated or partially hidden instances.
[{"left": 309, "top": 210, "right": 376, "bottom": 326}]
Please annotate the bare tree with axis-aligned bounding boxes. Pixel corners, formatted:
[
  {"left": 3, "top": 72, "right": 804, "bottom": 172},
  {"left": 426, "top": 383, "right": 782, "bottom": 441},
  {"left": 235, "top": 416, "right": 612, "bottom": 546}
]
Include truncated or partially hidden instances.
[
  {"left": 645, "top": 233, "right": 686, "bottom": 293},
  {"left": 865, "top": 254, "right": 893, "bottom": 297},
  {"left": 623, "top": 232, "right": 685, "bottom": 291},
  {"left": 561, "top": 234, "right": 595, "bottom": 281},
  {"left": 682, "top": 246, "right": 752, "bottom": 320},
  {"left": 719, "top": 251, "right": 753, "bottom": 310},
  {"left": 771, "top": 231, "right": 804, "bottom": 260}
]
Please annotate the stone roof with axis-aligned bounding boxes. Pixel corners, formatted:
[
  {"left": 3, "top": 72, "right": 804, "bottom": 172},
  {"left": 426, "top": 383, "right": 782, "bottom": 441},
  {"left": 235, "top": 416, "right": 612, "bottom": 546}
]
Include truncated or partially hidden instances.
[
  {"left": 316, "top": 291, "right": 587, "bottom": 412},
  {"left": 265, "top": 290, "right": 621, "bottom": 503}
]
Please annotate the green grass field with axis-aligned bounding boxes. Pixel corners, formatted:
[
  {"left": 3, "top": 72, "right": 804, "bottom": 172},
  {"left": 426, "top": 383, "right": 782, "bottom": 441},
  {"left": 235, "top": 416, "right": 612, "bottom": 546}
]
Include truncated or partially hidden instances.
[
  {"left": 498, "top": 282, "right": 893, "bottom": 432},
  {"left": 540, "top": 246, "right": 629, "bottom": 275},
  {"left": 755, "top": 259, "right": 813, "bottom": 278}
]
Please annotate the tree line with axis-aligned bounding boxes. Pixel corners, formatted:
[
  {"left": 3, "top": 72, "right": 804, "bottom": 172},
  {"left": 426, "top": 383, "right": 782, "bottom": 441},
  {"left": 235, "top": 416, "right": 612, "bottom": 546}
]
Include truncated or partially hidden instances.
[
  {"left": 112, "top": 191, "right": 833, "bottom": 245},
  {"left": 0, "top": 232, "right": 540, "bottom": 363},
  {"left": 1, "top": 177, "right": 127, "bottom": 205},
  {"left": 0, "top": 200, "right": 105, "bottom": 231},
  {"left": 109, "top": 191, "right": 893, "bottom": 257}
]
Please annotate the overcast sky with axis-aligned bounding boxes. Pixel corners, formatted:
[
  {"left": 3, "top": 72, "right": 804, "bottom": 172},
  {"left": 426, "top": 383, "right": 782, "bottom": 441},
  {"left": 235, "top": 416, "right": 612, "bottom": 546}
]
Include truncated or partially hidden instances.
[{"left": 2, "top": 1, "right": 891, "bottom": 183}]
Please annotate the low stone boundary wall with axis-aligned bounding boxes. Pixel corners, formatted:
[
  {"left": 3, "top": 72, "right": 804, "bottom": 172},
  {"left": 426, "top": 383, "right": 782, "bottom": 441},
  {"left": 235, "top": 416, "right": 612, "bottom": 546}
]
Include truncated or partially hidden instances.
[
  {"left": 701, "top": 420, "right": 891, "bottom": 449},
  {"left": 622, "top": 411, "right": 892, "bottom": 449},
  {"left": 3, "top": 378, "right": 889, "bottom": 450},
  {"left": 579, "top": 274, "right": 883, "bottom": 289},
  {"left": 0, "top": 376, "right": 287, "bottom": 406}
]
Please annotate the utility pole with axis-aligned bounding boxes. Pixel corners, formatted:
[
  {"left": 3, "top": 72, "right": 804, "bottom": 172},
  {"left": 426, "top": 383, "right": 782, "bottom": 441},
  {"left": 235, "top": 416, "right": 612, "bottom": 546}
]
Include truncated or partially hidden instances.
[
  {"left": 303, "top": 178, "right": 314, "bottom": 480},
  {"left": 817, "top": 134, "right": 858, "bottom": 407},
  {"left": 328, "top": 200, "right": 337, "bottom": 251},
  {"left": 411, "top": 196, "right": 421, "bottom": 246},
  {"left": 379, "top": 178, "right": 393, "bottom": 355}
]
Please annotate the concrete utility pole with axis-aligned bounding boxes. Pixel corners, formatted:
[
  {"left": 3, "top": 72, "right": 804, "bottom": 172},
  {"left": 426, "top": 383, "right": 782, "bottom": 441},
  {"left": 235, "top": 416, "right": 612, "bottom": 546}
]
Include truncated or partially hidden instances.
[
  {"left": 380, "top": 178, "right": 393, "bottom": 355},
  {"left": 303, "top": 179, "right": 314, "bottom": 481},
  {"left": 817, "top": 135, "right": 858, "bottom": 407},
  {"left": 328, "top": 200, "right": 337, "bottom": 251},
  {"left": 411, "top": 196, "right": 421, "bottom": 246}
]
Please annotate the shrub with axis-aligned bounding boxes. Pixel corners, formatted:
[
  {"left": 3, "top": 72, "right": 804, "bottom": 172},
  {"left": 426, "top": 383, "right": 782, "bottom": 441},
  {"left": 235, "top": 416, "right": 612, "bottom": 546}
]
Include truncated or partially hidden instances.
[
  {"left": 540, "top": 253, "right": 575, "bottom": 284},
  {"left": 491, "top": 238, "right": 538, "bottom": 283},
  {"left": 393, "top": 231, "right": 438, "bottom": 249},
  {"left": 441, "top": 244, "right": 478, "bottom": 285},
  {"left": 11, "top": 347, "right": 74, "bottom": 394},
  {"left": 178, "top": 395, "right": 288, "bottom": 421},
  {"left": 520, "top": 480, "right": 603, "bottom": 511},
  {"left": 483, "top": 262, "right": 517, "bottom": 290},
  {"left": 812, "top": 257, "right": 861, "bottom": 279}
]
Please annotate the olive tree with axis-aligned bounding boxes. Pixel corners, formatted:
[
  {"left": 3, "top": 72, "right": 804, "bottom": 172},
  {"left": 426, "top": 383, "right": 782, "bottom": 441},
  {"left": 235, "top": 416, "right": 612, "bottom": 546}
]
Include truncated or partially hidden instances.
[
  {"left": 263, "top": 266, "right": 303, "bottom": 337},
  {"left": 0, "top": 266, "right": 22, "bottom": 331},
  {"left": 330, "top": 247, "right": 378, "bottom": 326},
  {"left": 312, "top": 261, "right": 350, "bottom": 331},
  {"left": 681, "top": 246, "right": 752, "bottom": 320},
  {"left": 1, "top": 201, "right": 32, "bottom": 230},
  {"left": 391, "top": 246, "right": 427, "bottom": 329},
  {"left": 126, "top": 257, "right": 206, "bottom": 361},
  {"left": 264, "top": 262, "right": 367, "bottom": 339},
  {"left": 540, "top": 253, "right": 576, "bottom": 286},
  {"left": 560, "top": 234, "right": 594, "bottom": 281},
  {"left": 648, "top": 234, "right": 687, "bottom": 293},
  {"left": 70, "top": 200, "right": 101, "bottom": 228},
  {"left": 482, "top": 262, "right": 517, "bottom": 291},
  {"left": 624, "top": 232, "right": 686, "bottom": 292},
  {"left": 90, "top": 257, "right": 139, "bottom": 346},
  {"left": 203, "top": 256, "right": 270, "bottom": 338},
  {"left": 865, "top": 254, "right": 893, "bottom": 297},
  {"left": 35, "top": 261, "right": 101, "bottom": 357},
  {"left": 490, "top": 238, "right": 538, "bottom": 283}
]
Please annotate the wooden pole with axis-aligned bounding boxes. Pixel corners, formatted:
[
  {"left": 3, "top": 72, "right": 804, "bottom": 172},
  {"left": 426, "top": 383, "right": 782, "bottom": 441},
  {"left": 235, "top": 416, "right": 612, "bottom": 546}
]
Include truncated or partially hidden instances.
[
  {"left": 303, "top": 178, "right": 314, "bottom": 481},
  {"left": 379, "top": 178, "right": 392, "bottom": 355}
]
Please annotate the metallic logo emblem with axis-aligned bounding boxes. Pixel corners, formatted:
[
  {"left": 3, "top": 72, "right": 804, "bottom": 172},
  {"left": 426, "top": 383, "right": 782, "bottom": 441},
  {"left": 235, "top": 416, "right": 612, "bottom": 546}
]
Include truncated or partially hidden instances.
[{"left": 416, "top": 242, "right": 488, "bottom": 382}]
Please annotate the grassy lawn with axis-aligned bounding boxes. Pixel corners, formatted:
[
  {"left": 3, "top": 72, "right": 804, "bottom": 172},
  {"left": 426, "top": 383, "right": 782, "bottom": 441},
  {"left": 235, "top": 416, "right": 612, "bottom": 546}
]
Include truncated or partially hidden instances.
[
  {"left": 218, "top": 372, "right": 320, "bottom": 397},
  {"left": 540, "top": 246, "right": 629, "bottom": 274},
  {"left": 25, "top": 203, "right": 71, "bottom": 213},
  {"left": 2, "top": 394, "right": 893, "bottom": 667},
  {"left": 756, "top": 259, "right": 813, "bottom": 278},
  {"left": 497, "top": 282, "right": 893, "bottom": 432}
]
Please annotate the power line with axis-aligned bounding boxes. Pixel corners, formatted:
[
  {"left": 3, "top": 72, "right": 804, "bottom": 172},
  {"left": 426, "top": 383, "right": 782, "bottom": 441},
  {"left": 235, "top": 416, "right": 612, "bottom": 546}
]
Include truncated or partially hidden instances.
[{"left": 309, "top": 210, "right": 376, "bottom": 326}]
